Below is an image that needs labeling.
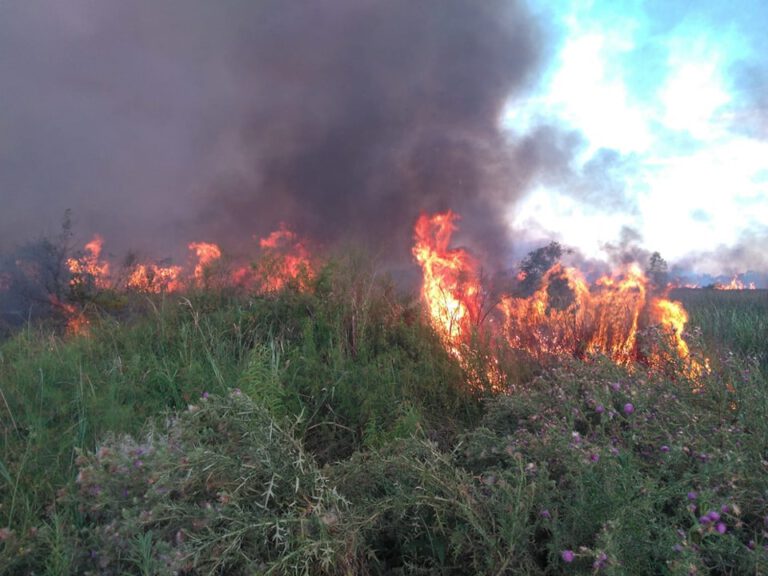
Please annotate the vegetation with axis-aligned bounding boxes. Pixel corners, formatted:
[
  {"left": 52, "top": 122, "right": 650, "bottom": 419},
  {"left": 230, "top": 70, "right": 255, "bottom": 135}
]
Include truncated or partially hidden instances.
[{"left": 1, "top": 253, "right": 767, "bottom": 574}]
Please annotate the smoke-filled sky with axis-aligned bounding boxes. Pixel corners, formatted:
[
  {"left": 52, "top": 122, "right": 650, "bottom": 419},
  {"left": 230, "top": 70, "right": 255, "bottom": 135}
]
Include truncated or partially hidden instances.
[{"left": 1, "top": 0, "right": 766, "bottom": 276}]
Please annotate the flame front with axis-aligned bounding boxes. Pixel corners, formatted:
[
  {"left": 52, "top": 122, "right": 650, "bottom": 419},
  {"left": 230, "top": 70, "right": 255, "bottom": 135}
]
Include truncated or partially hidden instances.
[
  {"left": 715, "top": 275, "right": 756, "bottom": 290},
  {"left": 499, "top": 262, "right": 700, "bottom": 370},
  {"left": 412, "top": 211, "right": 482, "bottom": 351},
  {"left": 412, "top": 211, "right": 705, "bottom": 382},
  {"left": 127, "top": 264, "right": 183, "bottom": 293}
]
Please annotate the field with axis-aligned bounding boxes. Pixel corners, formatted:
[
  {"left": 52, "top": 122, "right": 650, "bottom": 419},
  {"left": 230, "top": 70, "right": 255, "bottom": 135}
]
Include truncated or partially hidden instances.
[{"left": 1, "top": 262, "right": 767, "bottom": 575}]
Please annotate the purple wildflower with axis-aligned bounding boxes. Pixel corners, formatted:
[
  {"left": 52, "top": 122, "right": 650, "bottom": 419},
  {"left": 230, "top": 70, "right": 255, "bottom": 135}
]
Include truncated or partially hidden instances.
[
  {"left": 687, "top": 491, "right": 698, "bottom": 501},
  {"left": 715, "top": 522, "right": 727, "bottom": 534},
  {"left": 561, "top": 550, "right": 575, "bottom": 563},
  {"left": 590, "top": 453, "right": 600, "bottom": 463},
  {"left": 660, "top": 445, "right": 670, "bottom": 453},
  {"left": 595, "top": 404, "right": 605, "bottom": 414},
  {"left": 720, "top": 504, "right": 730, "bottom": 514},
  {"left": 707, "top": 511, "right": 720, "bottom": 522},
  {"left": 540, "top": 509, "right": 551, "bottom": 519},
  {"left": 699, "top": 515, "right": 711, "bottom": 525},
  {"left": 610, "top": 382, "right": 621, "bottom": 392},
  {"left": 202, "top": 391, "right": 209, "bottom": 399},
  {"left": 623, "top": 403, "right": 634, "bottom": 414}
]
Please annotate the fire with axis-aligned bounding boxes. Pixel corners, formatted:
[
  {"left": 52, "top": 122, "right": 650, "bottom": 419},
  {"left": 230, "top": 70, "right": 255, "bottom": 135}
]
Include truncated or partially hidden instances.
[
  {"left": 67, "top": 235, "right": 111, "bottom": 290},
  {"left": 499, "top": 262, "right": 701, "bottom": 370},
  {"left": 714, "top": 275, "right": 756, "bottom": 290},
  {"left": 126, "top": 264, "right": 183, "bottom": 293},
  {"left": 412, "top": 211, "right": 482, "bottom": 349},
  {"left": 188, "top": 242, "right": 222, "bottom": 283},
  {"left": 255, "top": 226, "right": 313, "bottom": 292},
  {"left": 412, "top": 211, "right": 705, "bottom": 381},
  {"left": 48, "top": 295, "right": 89, "bottom": 335}
]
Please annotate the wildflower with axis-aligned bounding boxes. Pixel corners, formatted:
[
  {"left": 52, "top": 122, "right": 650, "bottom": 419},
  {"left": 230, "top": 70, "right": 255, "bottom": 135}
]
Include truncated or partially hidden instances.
[
  {"left": 595, "top": 404, "right": 605, "bottom": 414},
  {"left": 623, "top": 403, "right": 634, "bottom": 415},
  {"left": 540, "top": 509, "right": 551, "bottom": 519},
  {"left": 707, "top": 511, "right": 720, "bottom": 522},
  {"left": 593, "top": 552, "right": 608, "bottom": 570},
  {"left": 610, "top": 382, "right": 621, "bottom": 392},
  {"left": 715, "top": 522, "right": 727, "bottom": 534},
  {"left": 202, "top": 391, "right": 209, "bottom": 400},
  {"left": 561, "top": 549, "right": 575, "bottom": 563},
  {"left": 660, "top": 445, "right": 670, "bottom": 453},
  {"left": 699, "top": 516, "right": 711, "bottom": 525},
  {"left": 720, "top": 504, "right": 730, "bottom": 514},
  {"left": 687, "top": 491, "right": 698, "bottom": 501},
  {"left": 589, "top": 453, "right": 600, "bottom": 463},
  {"left": 673, "top": 544, "right": 683, "bottom": 553},
  {"left": 134, "top": 459, "right": 143, "bottom": 468}
]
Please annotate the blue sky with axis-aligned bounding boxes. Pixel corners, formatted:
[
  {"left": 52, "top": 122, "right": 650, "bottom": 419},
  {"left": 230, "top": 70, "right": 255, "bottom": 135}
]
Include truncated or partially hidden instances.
[{"left": 503, "top": 0, "right": 768, "bottom": 274}]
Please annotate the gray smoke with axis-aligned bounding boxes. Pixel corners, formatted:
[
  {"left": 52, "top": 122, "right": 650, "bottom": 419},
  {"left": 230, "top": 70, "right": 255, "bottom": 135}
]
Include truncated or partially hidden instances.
[{"left": 0, "top": 0, "right": 549, "bottom": 266}]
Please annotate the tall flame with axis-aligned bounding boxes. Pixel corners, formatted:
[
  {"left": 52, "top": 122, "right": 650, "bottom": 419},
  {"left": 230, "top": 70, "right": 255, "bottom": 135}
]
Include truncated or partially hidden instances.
[
  {"left": 412, "top": 211, "right": 482, "bottom": 350},
  {"left": 188, "top": 242, "right": 222, "bottom": 283}
]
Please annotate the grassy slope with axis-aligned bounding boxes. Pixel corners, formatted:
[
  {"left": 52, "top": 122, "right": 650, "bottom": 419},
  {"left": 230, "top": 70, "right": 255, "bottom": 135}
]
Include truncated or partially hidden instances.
[{"left": 1, "top": 272, "right": 767, "bottom": 574}]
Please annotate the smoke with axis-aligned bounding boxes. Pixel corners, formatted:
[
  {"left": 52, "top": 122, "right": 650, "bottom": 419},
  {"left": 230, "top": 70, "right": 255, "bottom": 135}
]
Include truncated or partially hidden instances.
[{"left": 0, "top": 0, "right": 548, "bottom": 266}]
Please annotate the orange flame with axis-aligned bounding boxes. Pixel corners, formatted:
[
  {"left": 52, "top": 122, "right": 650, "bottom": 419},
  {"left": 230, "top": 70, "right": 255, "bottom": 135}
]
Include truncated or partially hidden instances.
[
  {"left": 412, "top": 211, "right": 705, "bottom": 381},
  {"left": 48, "top": 295, "right": 89, "bottom": 335},
  {"left": 714, "top": 275, "right": 756, "bottom": 290},
  {"left": 67, "top": 235, "right": 111, "bottom": 290},
  {"left": 127, "top": 264, "right": 183, "bottom": 293},
  {"left": 412, "top": 211, "right": 482, "bottom": 351},
  {"left": 255, "top": 226, "right": 313, "bottom": 292},
  {"left": 188, "top": 242, "right": 222, "bottom": 283},
  {"left": 499, "top": 262, "right": 702, "bottom": 372}
]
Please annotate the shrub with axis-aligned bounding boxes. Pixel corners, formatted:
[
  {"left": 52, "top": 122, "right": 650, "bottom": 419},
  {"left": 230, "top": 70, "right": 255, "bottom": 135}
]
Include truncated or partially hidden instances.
[{"left": 68, "top": 391, "right": 357, "bottom": 575}]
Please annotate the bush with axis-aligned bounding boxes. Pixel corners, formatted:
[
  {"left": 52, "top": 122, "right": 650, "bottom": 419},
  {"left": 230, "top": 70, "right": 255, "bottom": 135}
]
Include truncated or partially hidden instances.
[
  {"left": 68, "top": 391, "right": 357, "bottom": 575},
  {"left": 332, "top": 437, "right": 539, "bottom": 575}
]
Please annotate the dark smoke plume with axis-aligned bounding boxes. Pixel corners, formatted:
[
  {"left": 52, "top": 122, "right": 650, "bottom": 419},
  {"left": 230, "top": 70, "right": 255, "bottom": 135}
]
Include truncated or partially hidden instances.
[{"left": 0, "top": 0, "right": 547, "bottom": 266}]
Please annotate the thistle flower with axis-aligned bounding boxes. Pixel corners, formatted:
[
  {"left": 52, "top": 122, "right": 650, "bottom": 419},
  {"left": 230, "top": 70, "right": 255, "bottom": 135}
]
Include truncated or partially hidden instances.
[
  {"left": 623, "top": 403, "right": 634, "bottom": 415},
  {"left": 561, "top": 550, "right": 575, "bottom": 563},
  {"left": 715, "top": 522, "right": 727, "bottom": 534}
]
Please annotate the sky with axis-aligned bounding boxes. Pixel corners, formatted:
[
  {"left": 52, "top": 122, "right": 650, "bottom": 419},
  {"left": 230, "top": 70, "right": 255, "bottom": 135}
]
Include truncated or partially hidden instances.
[
  {"left": 0, "top": 0, "right": 766, "bottom": 280},
  {"left": 504, "top": 0, "right": 768, "bottom": 276}
]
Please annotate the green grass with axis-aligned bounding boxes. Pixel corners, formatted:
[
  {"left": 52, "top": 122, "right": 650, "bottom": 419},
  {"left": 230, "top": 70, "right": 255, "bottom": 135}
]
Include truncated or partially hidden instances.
[
  {"left": 1, "top": 271, "right": 767, "bottom": 574},
  {"left": 672, "top": 288, "right": 768, "bottom": 368}
]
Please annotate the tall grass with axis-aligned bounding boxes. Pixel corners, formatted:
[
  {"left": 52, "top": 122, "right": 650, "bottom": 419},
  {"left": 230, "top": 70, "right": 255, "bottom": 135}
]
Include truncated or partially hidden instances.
[{"left": 672, "top": 288, "right": 768, "bottom": 369}]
